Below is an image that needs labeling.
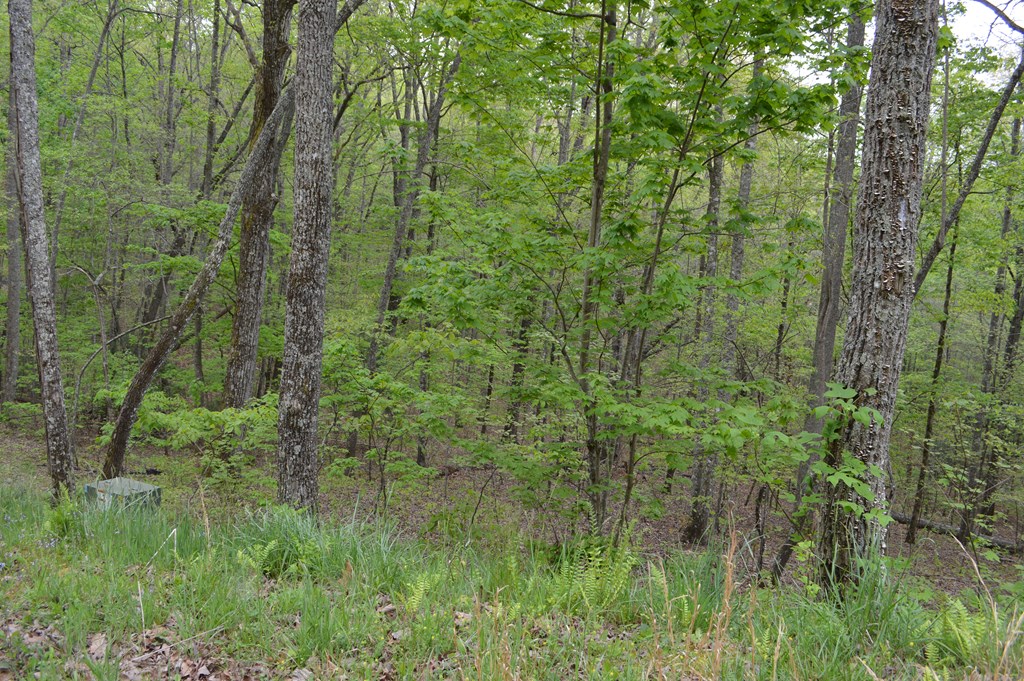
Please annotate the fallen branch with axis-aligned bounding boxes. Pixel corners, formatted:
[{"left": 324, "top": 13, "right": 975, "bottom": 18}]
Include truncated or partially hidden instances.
[{"left": 890, "top": 511, "right": 1023, "bottom": 553}]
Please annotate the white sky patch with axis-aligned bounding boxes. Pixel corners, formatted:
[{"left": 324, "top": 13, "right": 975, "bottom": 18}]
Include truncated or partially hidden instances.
[{"left": 952, "top": 1, "right": 1023, "bottom": 55}]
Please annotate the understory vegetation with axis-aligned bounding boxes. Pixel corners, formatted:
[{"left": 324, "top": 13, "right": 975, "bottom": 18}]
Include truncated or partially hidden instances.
[{"left": 1, "top": 482, "right": 1023, "bottom": 680}]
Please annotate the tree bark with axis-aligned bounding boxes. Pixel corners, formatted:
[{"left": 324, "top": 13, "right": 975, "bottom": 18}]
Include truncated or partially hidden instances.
[
  {"left": 817, "top": 0, "right": 939, "bottom": 589},
  {"left": 276, "top": 0, "right": 336, "bottom": 513},
  {"left": 224, "top": 0, "right": 296, "bottom": 408},
  {"left": 4, "top": 87, "right": 22, "bottom": 405},
  {"left": 9, "top": 0, "right": 75, "bottom": 497}
]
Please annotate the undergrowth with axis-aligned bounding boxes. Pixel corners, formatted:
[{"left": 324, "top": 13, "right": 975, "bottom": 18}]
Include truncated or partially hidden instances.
[{"left": 0, "top": 485, "right": 1022, "bottom": 679}]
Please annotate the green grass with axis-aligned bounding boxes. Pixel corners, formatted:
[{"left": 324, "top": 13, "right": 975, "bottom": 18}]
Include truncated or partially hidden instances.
[{"left": 1, "top": 485, "right": 1022, "bottom": 680}]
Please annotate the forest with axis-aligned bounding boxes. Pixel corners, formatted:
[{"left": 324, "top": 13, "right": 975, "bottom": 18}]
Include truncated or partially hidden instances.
[{"left": 3, "top": 0, "right": 1024, "bottom": 677}]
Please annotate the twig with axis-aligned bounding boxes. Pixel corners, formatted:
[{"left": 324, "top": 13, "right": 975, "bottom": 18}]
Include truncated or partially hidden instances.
[
  {"left": 129, "top": 625, "right": 226, "bottom": 663},
  {"left": 974, "top": 0, "right": 1024, "bottom": 34}
]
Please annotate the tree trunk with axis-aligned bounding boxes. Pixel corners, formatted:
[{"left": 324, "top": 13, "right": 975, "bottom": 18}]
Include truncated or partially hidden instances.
[
  {"left": 365, "top": 56, "right": 461, "bottom": 374},
  {"left": 722, "top": 60, "right": 760, "bottom": 380},
  {"left": 908, "top": 43, "right": 953, "bottom": 546},
  {"left": 805, "top": 15, "right": 865, "bottom": 436},
  {"left": 914, "top": 50, "right": 1024, "bottom": 294},
  {"left": 9, "top": 0, "right": 75, "bottom": 497},
  {"left": 49, "top": 0, "right": 120, "bottom": 294},
  {"left": 963, "top": 119, "right": 1022, "bottom": 533},
  {"left": 771, "top": 15, "right": 865, "bottom": 582},
  {"left": 276, "top": 0, "right": 336, "bottom": 513},
  {"left": 224, "top": 0, "right": 296, "bottom": 408},
  {"left": 908, "top": 240, "right": 955, "bottom": 544},
  {"left": 4, "top": 88, "right": 22, "bottom": 405},
  {"left": 685, "top": 149, "right": 723, "bottom": 546},
  {"left": 136, "top": 0, "right": 186, "bottom": 341},
  {"left": 817, "top": 0, "right": 939, "bottom": 589},
  {"left": 200, "top": 0, "right": 222, "bottom": 201},
  {"left": 102, "top": 86, "right": 297, "bottom": 479},
  {"left": 578, "top": 4, "right": 616, "bottom": 533}
]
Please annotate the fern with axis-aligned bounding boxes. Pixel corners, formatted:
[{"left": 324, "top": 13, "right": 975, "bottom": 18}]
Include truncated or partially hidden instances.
[
  {"left": 237, "top": 539, "right": 279, "bottom": 576},
  {"left": 553, "top": 540, "right": 638, "bottom": 617},
  {"left": 404, "top": 569, "right": 442, "bottom": 612},
  {"left": 920, "top": 597, "right": 990, "bottom": 668}
]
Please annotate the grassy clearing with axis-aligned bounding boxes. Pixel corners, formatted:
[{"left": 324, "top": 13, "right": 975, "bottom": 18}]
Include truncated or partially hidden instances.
[{"left": 0, "top": 486, "right": 1022, "bottom": 680}]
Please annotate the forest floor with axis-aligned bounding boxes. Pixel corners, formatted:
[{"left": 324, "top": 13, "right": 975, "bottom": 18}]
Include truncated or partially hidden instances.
[{"left": 2, "top": 426, "right": 1024, "bottom": 679}]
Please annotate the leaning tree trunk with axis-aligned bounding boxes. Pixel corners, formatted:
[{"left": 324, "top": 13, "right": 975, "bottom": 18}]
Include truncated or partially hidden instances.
[
  {"left": 276, "top": 0, "right": 336, "bottom": 513},
  {"left": 9, "top": 0, "right": 75, "bottom": 497},
  {"left": 914, "top": 50, "right": 1024, "bottom": 295},
  {"left": 224, "top": 0, "right": 295, "bottom": 408},
  {"left": 817, "top": 0, "right": 939, "bottom": 589},
  {"left": 102, "top": 87, "right": 297, "bottom": 479}
]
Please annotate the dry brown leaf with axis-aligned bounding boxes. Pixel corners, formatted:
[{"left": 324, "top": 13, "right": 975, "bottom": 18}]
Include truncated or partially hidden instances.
[{"left": 88, "top": 632, "right": 107, "bottom": 660}]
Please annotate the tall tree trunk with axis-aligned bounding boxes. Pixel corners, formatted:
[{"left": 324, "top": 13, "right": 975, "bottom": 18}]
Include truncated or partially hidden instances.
[
  {"left": 49, "top": 0, "right": 120, "bottom": 293},
  {"left": 137, "top": 0, "right": 186, "bottom": 340},
  {"left": 200, "top": 0, "right": 222, "bottom": 200},
  {"left": 575, "top": 3, "right": 616, "bottom": 533},
  {"left": 771, "top": 15, "right": 865, "bottom": 581},
  {"left": 908, "top": 40, "right": 953, "bottom": 546},
  {"left": 365, "top": 56, "right": 461, "bottom": 375},
  {"left": 1003, "top": 130, "right": 1024, "bottom": 376},
  {"left": 805, "top": 15, "right": 865, "bottom": 436},
  {"left": 684, "top": 149, "right": 723, "bottom": 546},
  {"left": 9, "top": 0, "right": 75, "bottom": 497},
  {"left": 224, "top": 0, "right": 296, "bottom": 408},
  {"left": 4, "top": 89, "right": 22, "bottom": 405},
  {"left": 961, "top": 115, "right": 1022, "bottom": 534},
  {"left": 817, "top": 0, "right": 939, "bottom": 589},
  {"left": 722, "top": 60, "right": 760, "bottom": 380},
  {"left": 102, "top": 86, "right": 297, "bottom": 479},
  {"left": 909, "top": 239, "right": 955, "bottom": 544},
  {"left": 276, "top": 0, "right": 336, "bottom": 513}
]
